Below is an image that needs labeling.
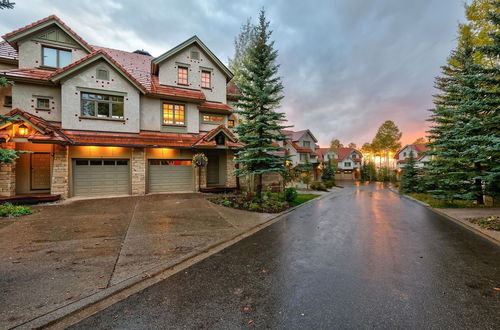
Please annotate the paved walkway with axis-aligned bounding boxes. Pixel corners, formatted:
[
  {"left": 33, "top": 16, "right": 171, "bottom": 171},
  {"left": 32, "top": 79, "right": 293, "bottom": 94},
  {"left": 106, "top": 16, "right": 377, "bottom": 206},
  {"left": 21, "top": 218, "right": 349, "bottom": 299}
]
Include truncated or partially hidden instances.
[{"left": 0, "top": 193, "right": 273, "bottom": 329}]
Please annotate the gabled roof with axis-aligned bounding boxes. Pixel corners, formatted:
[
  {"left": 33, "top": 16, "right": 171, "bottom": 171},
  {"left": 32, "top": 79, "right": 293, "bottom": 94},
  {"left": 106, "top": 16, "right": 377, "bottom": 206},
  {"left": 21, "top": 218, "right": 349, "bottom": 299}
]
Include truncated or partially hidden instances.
[
  {"left": 395, "top": 144, "right": 429, "bottom": 160},
  {"left": 50, "top": 50, "right": 147, "bottom": 93},
  {"left": 150, "top": 76, "right": 206, "bottom": 101},
  {"left": 0, "top": 67, "right": 54, "bottom": 81},
  {"left": 152, "top": 36, "right": 233, "bottom": 80},
  {"left": 2, "top": 15, "right": 94, "bottom": 53},
  {"left": 198, "top": 101, "right": 232, "bottom": 113},
  {"left": 0, "top": 41, "right": 18, "bottom": 62},
  {"left": 290, "top": 141, "right": 315, "bottom": 154},
  {"left": 280, "top": 129, "right": 318, "bottom": 143},
  {"left": 335, "top": 147, "right": 362, "bottom": 161}
]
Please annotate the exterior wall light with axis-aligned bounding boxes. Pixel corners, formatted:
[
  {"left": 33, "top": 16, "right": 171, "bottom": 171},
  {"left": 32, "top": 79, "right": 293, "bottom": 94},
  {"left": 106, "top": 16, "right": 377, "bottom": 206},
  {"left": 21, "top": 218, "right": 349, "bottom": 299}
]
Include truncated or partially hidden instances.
[{"left": 18, "top": 123, "right": 29, "bottom": 137}]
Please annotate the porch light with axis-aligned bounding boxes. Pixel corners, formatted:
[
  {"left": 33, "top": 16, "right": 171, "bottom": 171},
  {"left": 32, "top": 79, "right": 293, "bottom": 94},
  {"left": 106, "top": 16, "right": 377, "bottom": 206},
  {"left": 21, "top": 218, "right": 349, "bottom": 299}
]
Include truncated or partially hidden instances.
[
  {"left": 318, "top": 164, "right": 323, "bottom": 170},
  {"left": 17, "top": 123, "right": 29, "bottom": 137}
]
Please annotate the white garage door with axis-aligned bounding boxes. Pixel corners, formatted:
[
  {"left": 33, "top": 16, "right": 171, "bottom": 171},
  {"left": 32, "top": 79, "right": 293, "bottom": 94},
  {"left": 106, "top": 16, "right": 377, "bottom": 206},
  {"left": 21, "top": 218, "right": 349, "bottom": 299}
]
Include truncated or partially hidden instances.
[
  {"left": 148, "top": 159, "right": 194, "bottom": 193},
  {"left": 73, "top": 159, "right": 130, "bottom": 196}
]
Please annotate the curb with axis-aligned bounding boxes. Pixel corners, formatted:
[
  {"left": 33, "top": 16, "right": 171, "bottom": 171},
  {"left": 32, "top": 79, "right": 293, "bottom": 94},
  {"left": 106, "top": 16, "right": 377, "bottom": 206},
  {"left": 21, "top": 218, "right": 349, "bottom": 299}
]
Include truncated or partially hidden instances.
[
  {"left": 388, "top": 188, "right": 499, "bottom": 246},
  {"left": 17, "top": 190, "right": 336, "bottom": 330}
]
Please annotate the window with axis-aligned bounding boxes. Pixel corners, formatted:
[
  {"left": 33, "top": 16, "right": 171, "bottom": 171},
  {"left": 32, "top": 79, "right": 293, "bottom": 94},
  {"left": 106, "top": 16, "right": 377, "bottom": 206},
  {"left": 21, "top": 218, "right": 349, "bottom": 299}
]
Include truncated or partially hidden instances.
[
  {"left": 403, "top": 152, "right": 407, "bottom": 157},
  {"left": 177, "top": 66, "right": 188, "bottom": 85},
  {"left": 201, "top": 70, "right": 211, "bottom": 88},
  {"left": 36, "top": 97, "right": 50, "bottom": 110},
  {"left": 3, "top": 95, "right": 12, "bottom": 107},
  {"left": 202, "top": 114, "right": 223, "bottom": 123},
  {"left": 163, "top": 103, "right": 185, "bottom": 125},
  {"left": 215, "top": 134, "right": 225, "bottom": 146},
  {"left": 300, "top": 153, "right": 308, "bottom": 162},
  {"left": 97, "top": 69, "right": 109, "bottom": 80},
  {"left": 303, "top": 141, "right": 311, "bottom": 147},
  {"left": 42, "top": 46, "right": 71, "bottom": 68},
  {"left": 228, "top": 119, "right": 235, "bottom": 128},
  {"left": 190, "top": 50, "right": 200, "bottom": 60},
  {"left": 81, "top": 92, "right": 124, "bottom": 119},
  {"left": 344, "top": 162, "right": 351, "bottom": 167},
  {"left": 149, "top": 159, "right": 192, "bottom": 166}
]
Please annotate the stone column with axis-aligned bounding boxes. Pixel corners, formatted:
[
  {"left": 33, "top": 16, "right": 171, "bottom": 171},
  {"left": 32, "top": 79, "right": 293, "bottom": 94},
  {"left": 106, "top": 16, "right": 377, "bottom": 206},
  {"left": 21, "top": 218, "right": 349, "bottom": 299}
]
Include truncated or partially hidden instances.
[
  {"left": 0, "top": 142, "right": 16, "bottom": 197},
  {"left": 195, "top": 166, "right": 207, "bottom": 191},
  {"left": 131, "top": 148, "right": 146, "bottom": 195},
  {"left": 51, "top": 144, "right": 69, "bottom": 199},
  {"left": 226, "top": 150, "right": 237, "bottom": 187}
]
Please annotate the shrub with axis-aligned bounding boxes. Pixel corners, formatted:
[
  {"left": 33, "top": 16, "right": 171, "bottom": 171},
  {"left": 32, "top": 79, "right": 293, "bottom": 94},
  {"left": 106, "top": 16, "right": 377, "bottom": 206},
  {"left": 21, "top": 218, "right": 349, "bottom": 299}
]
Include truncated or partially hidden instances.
[
  {"left": 0, "top": 203, "right": 33, "bottom": 217},
  {"left": 284, "top": 187, "right": 298, "bottom": 202},
  {"left": 323, "top": 180, "right": 335, "bottom": 189},
  {"left": 248, "top": 203, "right": 260, "bottom": 211},
  {"left": 222, "top": 200, "right": 232, "bottom": 207},
  {"left": 310, "top": 181, "right": 327, "bottom": 191}
]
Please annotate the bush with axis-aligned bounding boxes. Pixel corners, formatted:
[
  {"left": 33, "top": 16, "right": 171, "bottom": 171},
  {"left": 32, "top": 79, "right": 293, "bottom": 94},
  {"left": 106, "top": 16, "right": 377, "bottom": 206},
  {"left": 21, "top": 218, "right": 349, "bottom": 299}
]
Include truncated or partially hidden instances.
[
  {"left": 284, "top": 187, "right": 298, "bottom": 202},
  {"left": 0, "top": 203, "right": 33, "bottom": 217},
  {"left": 310, "top": 181, "right": 327, "bottom": 191},
  {"left": 323, "top": 180, "right": 335, "bottom": 189}
]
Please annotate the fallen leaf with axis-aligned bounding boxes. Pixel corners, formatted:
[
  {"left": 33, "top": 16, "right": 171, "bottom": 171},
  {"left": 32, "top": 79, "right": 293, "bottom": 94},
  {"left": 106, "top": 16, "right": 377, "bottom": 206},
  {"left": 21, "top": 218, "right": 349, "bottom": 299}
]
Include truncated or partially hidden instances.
[
  {"left": 494, "top": 287, "right": 500, "bottom": 291},
  {"left": 242, "top": 306, "right": 251, "bottom": 312},
  {"left": 124, "top": 309, "right": 130, "bottom": 313},
  {"left": 247, "top": 320, "right": 253, "bottom": 324},
  {"left": 261, "top": 269, "right": 269, "bottom": 273},
  {"left": 98, "top": 285, "right": 106, "bottom": 289}
]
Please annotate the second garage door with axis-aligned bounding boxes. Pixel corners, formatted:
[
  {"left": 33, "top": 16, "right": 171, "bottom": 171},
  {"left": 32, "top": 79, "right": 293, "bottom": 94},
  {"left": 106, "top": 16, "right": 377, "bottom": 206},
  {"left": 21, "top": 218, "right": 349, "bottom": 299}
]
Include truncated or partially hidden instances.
[
  {"left": 73, "top": 159, "right": 130, "bottom": 196},
  {"left": 148, "top": 159, "right": 194, "bottom": 193}
]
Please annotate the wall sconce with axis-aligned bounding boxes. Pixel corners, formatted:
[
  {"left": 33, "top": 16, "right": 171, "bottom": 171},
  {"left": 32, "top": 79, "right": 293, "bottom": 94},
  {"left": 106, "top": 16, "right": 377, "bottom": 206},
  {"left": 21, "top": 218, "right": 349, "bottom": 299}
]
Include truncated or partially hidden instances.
[
  {"left": 318, "top": 164, "right": 324, "bottom": 170},
  {"left": 17, "top": 123, "right": 29, "bottom": 137}
]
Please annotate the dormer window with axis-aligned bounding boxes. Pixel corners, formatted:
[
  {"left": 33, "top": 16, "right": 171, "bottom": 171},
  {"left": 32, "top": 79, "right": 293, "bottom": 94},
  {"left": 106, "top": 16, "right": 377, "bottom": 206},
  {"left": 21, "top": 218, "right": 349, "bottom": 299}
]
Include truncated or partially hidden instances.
[
  {"left": 177, "top": 66, "right": 188, "bottom": 85},
  {"left": 97, "top": 69, "right": 109, "bottom": 80},
  {"left": 303, "top": 141, "right": 311, "bottom": 148},
  {"left": 201, "top": 70, "right": 211, "bottom": 89},
  {"left": 42, "top": 46, "right": 71, "bottom": 68},
  {"left": 215, "top": 133, "right": 225, "bottom": 146}
]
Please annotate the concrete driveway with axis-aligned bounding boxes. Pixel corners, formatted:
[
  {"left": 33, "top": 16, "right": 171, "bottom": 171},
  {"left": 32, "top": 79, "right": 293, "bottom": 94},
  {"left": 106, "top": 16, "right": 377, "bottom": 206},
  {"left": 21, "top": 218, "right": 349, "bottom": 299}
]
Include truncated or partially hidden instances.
[{"left": 0, "top": 193, "right": 273, "bottom": 329}]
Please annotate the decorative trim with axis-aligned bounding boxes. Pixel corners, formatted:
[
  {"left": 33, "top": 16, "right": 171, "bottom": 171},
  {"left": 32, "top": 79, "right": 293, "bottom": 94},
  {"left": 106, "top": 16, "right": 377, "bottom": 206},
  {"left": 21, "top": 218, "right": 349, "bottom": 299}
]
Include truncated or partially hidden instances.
[{"left": 76, "top": 87, "right": 127, "bottom": 96}]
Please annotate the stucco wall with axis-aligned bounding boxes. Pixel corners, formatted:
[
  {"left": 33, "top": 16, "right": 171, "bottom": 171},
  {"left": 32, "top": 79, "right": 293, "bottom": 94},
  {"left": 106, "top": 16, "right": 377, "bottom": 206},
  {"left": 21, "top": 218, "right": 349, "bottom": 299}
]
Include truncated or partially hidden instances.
[
  {"left": 17, "top": 26, "right": 88, "bottom": 68},
  {"left": 158, "top": 44, "right": 227, "bottom": 103},
  {"left": 61, "top": 61, "right": 141, "bottom": 132},
  {"left": 11, "top": 83, "right": 61, "bottom": 122},
  {"left": 141, "top": 96, "right": 200, "bottom": 133}
]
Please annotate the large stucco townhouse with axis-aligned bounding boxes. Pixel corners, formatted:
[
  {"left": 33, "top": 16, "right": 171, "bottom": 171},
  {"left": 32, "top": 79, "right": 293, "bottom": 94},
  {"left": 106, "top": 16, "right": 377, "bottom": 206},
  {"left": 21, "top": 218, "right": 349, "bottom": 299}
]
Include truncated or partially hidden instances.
[
  {"left": 317, "top": 147, "right": 363, "bottom": 180},
  {"left": 0, "top": 15, "right": 242, "bottom": 199}
]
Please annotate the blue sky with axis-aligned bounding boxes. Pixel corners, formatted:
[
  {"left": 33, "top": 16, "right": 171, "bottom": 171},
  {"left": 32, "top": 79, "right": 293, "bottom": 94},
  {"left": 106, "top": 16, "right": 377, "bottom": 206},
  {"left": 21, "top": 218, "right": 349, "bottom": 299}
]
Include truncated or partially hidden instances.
[{"left": 0, "top": 0, "right": 466, "bottom": 146}]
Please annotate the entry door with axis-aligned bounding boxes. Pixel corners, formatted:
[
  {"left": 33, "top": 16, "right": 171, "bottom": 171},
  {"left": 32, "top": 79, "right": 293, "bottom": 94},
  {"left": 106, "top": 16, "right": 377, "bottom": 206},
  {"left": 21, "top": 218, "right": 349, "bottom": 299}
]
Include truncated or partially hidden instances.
[
  {"left": 31, "top": 153, "right": 51, "bottom": 190},
  {"left": 207, "top": 154, "right": 219, "bottom": 185}
]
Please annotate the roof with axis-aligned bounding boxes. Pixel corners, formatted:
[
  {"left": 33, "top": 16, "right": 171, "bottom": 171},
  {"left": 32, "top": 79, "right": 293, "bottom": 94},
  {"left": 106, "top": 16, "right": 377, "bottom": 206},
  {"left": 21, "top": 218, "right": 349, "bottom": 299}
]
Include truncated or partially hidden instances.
[
  {"left": 198, "top": 101, "right": 232, "bottom": 113},
  {"left": 280, "top": 129, "right": 318, "bottom": 143},
  {"left": 2, "top": 15, "right": 94, "bottom": 53},
  {"left": 152, "top": 36, "right": 233, "bottom": 80},
  {"left": 395, "top": 144, "right": 429, "bottom": 160},
  {"left": 334, "top": 147, "right": 362, "bottom": 161},
  {"left": 0, "top": 67, "right": 54, "bottom": 81},
  {"left": 290, "top": 141, "right": 315, "bottom": 155},
  {"left": 150, "top": 76, "right": 206, "bottom": 101},
  {"left": 226, "top": 80, "right": 241, "bottom": 100},
  {"left": 0, "top": 41, "right": 18, "bottom": 61}
]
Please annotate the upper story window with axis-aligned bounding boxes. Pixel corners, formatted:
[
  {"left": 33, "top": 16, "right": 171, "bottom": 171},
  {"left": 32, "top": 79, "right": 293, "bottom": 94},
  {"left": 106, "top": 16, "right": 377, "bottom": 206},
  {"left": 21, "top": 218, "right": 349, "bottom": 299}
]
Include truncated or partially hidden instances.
[
  {"left": 403, "top": 152, "right": 407, "bottom": 157},
  {"left": 163, "top": 103, "right": 185, "bottom": 126},
  {"left": 3, "top": 95, "right": 12, "bottom": 107},
  {"left": 36, "top": 97, "right": 50, "bottom": 110},
  {"left": 228, "top": 119, "right": 235, "bottom": 128},
  {"left": 300, "top": 153, "right": 308, "bottom": 162},
  {"left": 202, "top": 114, "right": 223, "bottom": 123},
  {"left": 303, "top": 141, "right": 311, "bottom": 148},
  {"left": 97, "top": 69, "right": 109, "bottom": 80},
  {"left": 177, "top": 66, "right": 188, "bottom": 85},
  {"left": 344, "top": 162, "right": 351, "bottom": 167},
  {"left": 201, "top": 70, "right": 211, "bottom": 89},
  {"left": 42, "top": 46, "right": 71, "bottom": 68},
  {"left": 81, "top": 92, "right": 124, "bottom": 119}
]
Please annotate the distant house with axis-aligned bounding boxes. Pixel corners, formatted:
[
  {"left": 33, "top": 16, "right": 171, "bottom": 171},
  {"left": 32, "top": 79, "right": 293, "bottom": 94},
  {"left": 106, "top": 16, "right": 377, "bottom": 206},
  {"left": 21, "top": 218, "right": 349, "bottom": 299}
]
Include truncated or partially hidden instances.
[
  {"left": 280, "top": 129, "right": 319, "bottom": 166},
  {"left": 395, "top": 144, "right": 430, "bottom": 169},
  {"left": 317, "top": 147, "right": 363, "bottom": 180}
]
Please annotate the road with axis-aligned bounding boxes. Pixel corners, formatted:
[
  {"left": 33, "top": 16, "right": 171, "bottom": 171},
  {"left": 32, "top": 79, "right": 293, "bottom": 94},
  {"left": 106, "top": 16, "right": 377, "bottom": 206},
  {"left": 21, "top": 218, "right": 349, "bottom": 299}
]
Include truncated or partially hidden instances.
[{"left": 72, "top": 183, "right": 500, "bottom": 329}]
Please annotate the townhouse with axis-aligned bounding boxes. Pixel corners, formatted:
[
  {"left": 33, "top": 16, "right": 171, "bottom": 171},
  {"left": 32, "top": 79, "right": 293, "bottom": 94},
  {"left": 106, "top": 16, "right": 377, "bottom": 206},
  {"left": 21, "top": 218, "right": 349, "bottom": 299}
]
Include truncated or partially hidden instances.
[
  {"left": 317, "top": 147, "right": 363, "bottom": 180},
  {"left": 394, "top": 143, "right": 430, "bottom": 178},
  {"left": 0, "top": 15, "right": 240, "bottom": 199}
]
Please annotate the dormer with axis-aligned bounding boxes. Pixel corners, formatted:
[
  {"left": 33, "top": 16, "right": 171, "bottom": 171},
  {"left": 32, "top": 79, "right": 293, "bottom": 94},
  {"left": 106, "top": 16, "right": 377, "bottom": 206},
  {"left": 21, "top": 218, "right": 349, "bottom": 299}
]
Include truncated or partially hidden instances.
[
  {"left": 2, "top": 15, "right": 93, "bottom": 69},
  {"left": 151, "top": 36, "right": 233, "bottom": 104}
]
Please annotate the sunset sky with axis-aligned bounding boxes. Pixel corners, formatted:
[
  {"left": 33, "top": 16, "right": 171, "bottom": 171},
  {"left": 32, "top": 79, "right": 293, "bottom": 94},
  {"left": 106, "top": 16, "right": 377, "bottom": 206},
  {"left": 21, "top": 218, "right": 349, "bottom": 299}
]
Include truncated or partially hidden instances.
[{"left": 0, "top": 0, "right": 466, "bottom": 147}]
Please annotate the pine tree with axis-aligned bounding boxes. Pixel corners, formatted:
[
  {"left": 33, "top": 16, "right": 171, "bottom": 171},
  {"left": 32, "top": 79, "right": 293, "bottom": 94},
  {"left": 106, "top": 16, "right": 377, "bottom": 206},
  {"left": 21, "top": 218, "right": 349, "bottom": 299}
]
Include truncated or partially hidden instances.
[
  {"left": 399, "top": 151, "right": 419, "bottom": 193},
  {"left": 234, "top": 9, "right": 289, "bottom": 199}
]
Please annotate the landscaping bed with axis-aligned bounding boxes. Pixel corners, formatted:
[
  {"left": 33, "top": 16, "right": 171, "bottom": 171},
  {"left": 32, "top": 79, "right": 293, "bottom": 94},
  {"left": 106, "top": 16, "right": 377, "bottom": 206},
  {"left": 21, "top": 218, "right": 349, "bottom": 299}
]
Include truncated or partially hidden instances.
[
  {"left": 0, "top": 203, "right": 33, "bottom": 217},
  {"left": 466, "top": 216, "right": 500, "bottom": 231},
  {"left": 406, "top": 193, "right": 498, "bottom": 208}
]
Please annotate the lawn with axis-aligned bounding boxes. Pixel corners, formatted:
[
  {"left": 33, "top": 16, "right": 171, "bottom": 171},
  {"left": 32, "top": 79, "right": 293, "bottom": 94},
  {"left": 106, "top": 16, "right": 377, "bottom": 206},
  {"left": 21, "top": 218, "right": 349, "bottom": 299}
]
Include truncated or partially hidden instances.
[
  {"left": 406, "top": 193, "right": 497, "bottom": 208},
  {"left": 291, "top": 193, "right": 320, "bottom": 206}
]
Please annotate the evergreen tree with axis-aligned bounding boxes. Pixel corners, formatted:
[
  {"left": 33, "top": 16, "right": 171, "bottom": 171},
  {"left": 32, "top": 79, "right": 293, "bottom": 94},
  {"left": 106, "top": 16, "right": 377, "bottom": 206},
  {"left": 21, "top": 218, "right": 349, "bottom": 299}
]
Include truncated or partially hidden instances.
[
  {"left": 234, "top": 9, "right": 289, "bottom": 199},
  {"left": 228, "top": 19, "right": 256, "bottom": 86},
  {"left": 399, "top": 151, "right": 419, "bottom": 193}
]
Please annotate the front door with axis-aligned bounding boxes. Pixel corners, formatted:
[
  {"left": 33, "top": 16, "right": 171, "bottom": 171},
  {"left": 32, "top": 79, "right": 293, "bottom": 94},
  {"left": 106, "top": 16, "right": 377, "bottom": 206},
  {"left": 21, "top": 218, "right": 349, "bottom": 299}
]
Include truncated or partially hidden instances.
[
  {"left": 31, "top": 153, "right": 51, "bottom": 190},
  {"left": 207, "top": 154, "right": 219, "bottom": 185}
]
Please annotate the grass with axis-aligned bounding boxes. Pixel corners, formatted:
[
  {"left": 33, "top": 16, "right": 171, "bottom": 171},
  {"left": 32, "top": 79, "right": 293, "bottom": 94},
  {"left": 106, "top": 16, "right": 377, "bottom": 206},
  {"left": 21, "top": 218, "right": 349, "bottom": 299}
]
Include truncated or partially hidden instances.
[
  {"left": 0, "top": 203, "right": 33, "bottom": 217},
  {"left": 466, "top": 216, "right": 500, "bottom": 231},
  {"left": 291, "top": 193, "right": 320, "bottom": 206},
  {"left": 406, "top": 193, "right": 497, "bottom": 209}
]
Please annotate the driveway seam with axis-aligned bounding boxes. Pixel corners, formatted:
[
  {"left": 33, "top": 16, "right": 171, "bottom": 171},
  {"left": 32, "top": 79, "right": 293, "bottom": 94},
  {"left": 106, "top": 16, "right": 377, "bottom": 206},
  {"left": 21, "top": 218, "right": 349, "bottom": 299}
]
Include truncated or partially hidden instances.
[{"left": 106, "top": 200, "right": 140, "bottom": 288}]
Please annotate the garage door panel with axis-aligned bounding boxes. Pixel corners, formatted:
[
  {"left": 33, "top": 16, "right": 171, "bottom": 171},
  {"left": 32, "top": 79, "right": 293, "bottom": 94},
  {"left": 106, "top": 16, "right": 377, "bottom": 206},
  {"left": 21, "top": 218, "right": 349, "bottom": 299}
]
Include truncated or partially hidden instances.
[
  {"left": 148, "top": 160, "right": 193, "bottom": 193},
  {"left": 73, "top": 160, "right": 130, "bottom": 196}
]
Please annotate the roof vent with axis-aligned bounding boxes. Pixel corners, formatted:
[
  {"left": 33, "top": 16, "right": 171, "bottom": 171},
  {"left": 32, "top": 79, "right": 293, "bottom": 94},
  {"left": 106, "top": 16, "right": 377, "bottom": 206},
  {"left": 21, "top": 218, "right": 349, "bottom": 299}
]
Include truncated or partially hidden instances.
[{"left": 133, "top": 49, "right": 151, "bottom": 56}]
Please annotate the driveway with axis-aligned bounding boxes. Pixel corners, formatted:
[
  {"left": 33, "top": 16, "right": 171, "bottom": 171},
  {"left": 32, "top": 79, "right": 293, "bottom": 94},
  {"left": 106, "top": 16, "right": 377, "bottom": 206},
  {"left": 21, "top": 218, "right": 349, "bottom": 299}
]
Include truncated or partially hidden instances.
[
  {"left": 73, "top": 183, "right": 500, "bottom": 329},
  {"left": 0, "top": 193, "right": 273, "bottom": 329}
]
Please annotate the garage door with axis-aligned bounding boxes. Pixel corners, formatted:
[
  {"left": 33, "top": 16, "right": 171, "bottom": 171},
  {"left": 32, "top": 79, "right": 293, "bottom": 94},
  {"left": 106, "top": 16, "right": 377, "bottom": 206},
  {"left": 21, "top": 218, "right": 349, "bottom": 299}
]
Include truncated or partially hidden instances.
[
  {"left": 148, "top": 159, "right": 194, "bottom": 193},
  {"left": 73, "top": 159, "right": 130, "bottom": 196}
]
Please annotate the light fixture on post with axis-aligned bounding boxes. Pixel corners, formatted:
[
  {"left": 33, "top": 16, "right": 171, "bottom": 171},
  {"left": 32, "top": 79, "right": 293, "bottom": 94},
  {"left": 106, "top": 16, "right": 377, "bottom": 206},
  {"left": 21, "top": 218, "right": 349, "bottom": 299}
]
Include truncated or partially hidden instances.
[{"left": 17, "top": 123, "right": 29, "bottom": 137}]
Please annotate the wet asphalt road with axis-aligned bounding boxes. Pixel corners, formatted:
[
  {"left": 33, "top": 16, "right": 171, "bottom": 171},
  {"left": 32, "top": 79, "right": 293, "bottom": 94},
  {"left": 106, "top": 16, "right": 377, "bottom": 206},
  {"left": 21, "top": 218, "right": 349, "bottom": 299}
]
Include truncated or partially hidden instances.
[{"left": 72, "top": 183, "right": 500, "bottom": 329}]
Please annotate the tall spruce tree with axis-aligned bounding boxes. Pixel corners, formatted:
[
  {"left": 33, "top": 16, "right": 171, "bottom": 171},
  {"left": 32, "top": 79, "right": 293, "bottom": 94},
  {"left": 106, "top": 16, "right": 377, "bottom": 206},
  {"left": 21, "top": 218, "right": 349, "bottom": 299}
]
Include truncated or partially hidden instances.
[
  {"left": 399, "top": 151, "right": 419, "bottom": 193},
  {"left": 234, "top": 9, "right": 289, "bottom": 199}
]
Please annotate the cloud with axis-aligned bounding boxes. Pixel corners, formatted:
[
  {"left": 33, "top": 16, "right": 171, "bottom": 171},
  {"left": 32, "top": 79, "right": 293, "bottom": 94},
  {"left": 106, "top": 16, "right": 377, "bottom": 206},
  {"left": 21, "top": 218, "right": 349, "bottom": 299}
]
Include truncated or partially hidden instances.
[{"left": 1, "top": 0, "right": 465, "bottom": 146}]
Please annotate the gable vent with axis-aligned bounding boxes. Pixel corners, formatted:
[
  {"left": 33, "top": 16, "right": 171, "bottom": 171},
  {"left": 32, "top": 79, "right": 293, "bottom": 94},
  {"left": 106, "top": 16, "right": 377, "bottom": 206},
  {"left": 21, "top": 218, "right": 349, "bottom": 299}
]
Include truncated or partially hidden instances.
[{"left": 190, "top": 50, "right": 200, "bottom": 60}]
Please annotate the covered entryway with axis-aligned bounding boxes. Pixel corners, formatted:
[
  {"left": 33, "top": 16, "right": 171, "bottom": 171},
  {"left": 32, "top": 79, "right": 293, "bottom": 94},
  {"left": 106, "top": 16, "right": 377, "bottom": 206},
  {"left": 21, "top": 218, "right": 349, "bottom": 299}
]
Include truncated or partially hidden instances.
[
  {"left": 148, "top": 159, "right": 194, "bottom": 193},
  {"left": 30, "top": 153, "right": 51, "bottom": 190},
  {"left": 73, "top": 159, "right": 130, "bottom": 196},
  {"left": 206, "top": 154, "right": 219, "bottom": 185}
]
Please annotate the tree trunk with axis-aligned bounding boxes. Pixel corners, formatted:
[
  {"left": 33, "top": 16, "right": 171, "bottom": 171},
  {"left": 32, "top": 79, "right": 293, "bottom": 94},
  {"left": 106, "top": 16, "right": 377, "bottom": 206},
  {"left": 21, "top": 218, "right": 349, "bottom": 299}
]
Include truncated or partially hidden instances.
[
  {"left": 256, "top": 173, "right": 263, "bottom": 200},
  {"left": 474, "top": 162, "right": 484, "bottom": 205}
]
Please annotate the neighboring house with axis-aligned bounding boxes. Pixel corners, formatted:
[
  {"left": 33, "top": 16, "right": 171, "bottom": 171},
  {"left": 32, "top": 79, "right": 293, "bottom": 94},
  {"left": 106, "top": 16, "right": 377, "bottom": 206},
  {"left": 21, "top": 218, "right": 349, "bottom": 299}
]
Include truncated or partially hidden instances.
[
  {"left": 317, "top": 147, "right": 363, "bottom": 180},
  {"left": 281, "top": 129, "right": 319, "bottom": 166},
  {"left": 394, "top": 143, "right": 430, "bottom": 173},
  {"left": 0, "top": 15, "right": 241, "bottom": 199}
]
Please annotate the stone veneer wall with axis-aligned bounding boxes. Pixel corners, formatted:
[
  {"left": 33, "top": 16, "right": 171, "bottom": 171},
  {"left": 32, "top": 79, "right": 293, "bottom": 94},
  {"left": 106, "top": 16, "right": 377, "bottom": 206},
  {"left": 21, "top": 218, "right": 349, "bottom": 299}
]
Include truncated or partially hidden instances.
[
  {"left": 225, "top": 150, "right": 236, "bottom": 187},
  {"left": 0, "top": 142, "right": 16, "bottom": 197},
  {"left": 131, "top": 148, "right": 146, "bottom": 195},
  {"left": 51, "top": 144, "right": 69, "bottom": 198}
]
